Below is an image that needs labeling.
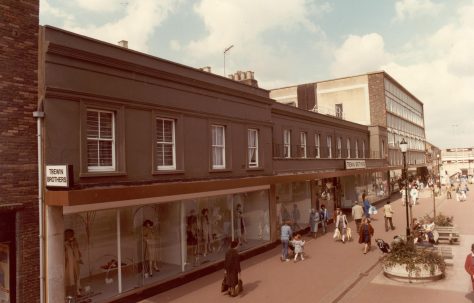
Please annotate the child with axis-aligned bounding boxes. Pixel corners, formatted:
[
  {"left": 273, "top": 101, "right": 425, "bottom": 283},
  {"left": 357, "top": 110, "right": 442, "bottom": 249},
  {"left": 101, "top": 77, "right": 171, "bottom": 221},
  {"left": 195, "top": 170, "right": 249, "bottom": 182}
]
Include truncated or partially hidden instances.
[{"left": 291, "top": 234, "right": 305, "bottom": 262}]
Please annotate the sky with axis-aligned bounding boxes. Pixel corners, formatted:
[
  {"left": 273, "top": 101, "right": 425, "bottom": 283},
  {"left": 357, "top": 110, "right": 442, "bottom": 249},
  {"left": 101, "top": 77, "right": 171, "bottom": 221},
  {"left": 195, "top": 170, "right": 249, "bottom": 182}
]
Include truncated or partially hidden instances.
[{"left": 40, "top": 0, "right": 474, "bottom": 149}]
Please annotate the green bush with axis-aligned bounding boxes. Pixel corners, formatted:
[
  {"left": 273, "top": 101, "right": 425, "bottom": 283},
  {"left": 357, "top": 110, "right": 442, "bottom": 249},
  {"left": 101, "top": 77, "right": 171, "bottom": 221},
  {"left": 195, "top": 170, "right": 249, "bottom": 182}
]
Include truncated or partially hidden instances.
[
  {"left": 423, "top": 213, "right": 454, "bottom": 227},
  {"left": 383, "top": 239, "right": 446, "bottom": 277}
]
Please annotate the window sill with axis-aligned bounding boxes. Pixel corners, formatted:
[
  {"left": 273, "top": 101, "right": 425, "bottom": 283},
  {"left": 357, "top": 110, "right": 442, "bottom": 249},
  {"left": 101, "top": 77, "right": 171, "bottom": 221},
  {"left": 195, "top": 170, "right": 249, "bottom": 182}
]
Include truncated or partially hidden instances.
[
  {"left": 246, "top": 167, "right": 264, "bottom": 171},
  {"left": 209, "top": 169, "right": 232, "bottom": 173},
  {"left": 152, "top": 170, "right": 185, "bottom": 175},
  {"left": 80, "top": 171, "right": 127, "bottom": 178}
]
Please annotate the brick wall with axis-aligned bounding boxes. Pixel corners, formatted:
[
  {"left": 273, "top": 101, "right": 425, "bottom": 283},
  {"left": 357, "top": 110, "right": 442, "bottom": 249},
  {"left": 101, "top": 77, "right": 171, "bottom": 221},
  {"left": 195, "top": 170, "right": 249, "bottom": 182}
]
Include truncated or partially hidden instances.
[
  {"left": 0, "top": 0, "right": 40, "bottom": 302},
  {"left": 368, "top": 73, "right": 387, "bottom": 127}
]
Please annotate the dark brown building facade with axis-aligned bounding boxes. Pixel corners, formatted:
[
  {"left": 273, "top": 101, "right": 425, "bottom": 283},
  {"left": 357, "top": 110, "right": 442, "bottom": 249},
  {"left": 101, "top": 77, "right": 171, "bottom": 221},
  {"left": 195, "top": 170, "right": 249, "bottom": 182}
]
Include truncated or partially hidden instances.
[
  {"left": 0, "top": 1, "right": 40, "bottom": 303},
  {"left": 38, "top": 27, "right": 391, "bottom": 303}
]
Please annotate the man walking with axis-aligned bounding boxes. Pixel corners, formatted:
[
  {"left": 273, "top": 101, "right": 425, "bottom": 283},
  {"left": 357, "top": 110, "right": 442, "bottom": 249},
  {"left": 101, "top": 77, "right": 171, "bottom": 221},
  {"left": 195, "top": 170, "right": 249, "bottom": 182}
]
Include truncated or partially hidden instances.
[
  {"left": 319, "top": 204, "right": 329, "bottom": 234},
  {"left": 383, "top": 201, "right": 395, "bottom": 232},
  {"left": 351, "top": 201, "right": 364, "bottom": 233},
  {"left": 280, "top": 221, "right": 292, "bottom": 262}
]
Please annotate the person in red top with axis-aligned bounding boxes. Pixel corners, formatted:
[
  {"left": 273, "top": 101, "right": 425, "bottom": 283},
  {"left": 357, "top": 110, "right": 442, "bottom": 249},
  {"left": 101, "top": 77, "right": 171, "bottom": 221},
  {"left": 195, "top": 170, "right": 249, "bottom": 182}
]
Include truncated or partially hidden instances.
[{"left": 465, "top": 243, "right": 474, "bottom": 291}]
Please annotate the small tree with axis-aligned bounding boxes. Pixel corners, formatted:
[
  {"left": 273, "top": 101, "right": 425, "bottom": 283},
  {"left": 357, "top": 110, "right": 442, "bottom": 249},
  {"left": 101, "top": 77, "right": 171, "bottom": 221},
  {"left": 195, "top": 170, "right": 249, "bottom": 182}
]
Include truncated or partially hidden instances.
[{"left": 383, "top": 239, "right": 446, "bottom": 278}]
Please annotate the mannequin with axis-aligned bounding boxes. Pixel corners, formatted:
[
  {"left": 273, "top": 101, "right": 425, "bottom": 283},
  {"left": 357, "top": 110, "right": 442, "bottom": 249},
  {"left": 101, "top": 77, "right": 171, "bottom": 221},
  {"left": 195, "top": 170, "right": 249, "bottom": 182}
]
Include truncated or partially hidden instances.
[
  {"left": 143, "top": 220, "right": 159, "bottom": 277},
  {"left": 186, "top": 209, "right": 199, "bottom": 265},
  {"left": 200, "top": 208, "right": 212, "bottom": 256},
  {"left": 235, "top": 204, "right": 246, "bottom": 244},
  {"left": 64, "top": 229, "right": 82, "bottom": 296}
]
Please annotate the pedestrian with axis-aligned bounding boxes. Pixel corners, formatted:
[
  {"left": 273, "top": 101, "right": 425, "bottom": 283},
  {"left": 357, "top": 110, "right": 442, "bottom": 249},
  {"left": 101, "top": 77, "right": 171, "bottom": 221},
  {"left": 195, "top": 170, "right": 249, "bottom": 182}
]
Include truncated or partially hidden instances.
[
  {"left": 335, "top": 208, "right": 348, "bottom": 244},
  {"left": 465, "top": 244, "right": 474, "bottom": 293},
  {"left": 410, "top": 186, "right": 419, "bottom": 205},
  {"left": 320, "top": 204, "right": 328, "bottom": 234},
  {"left": 224, "top": 240, "right": 242, "bottom": 297},
  {"left": 351, "top": 201, "right": 364, "bottom": 233},
  {"left": 362, "top": 193, "right": 371, "bottom": 219},
  {"left": 291, "top": 234, "right": 305, "bottom": 262},
  {"left": 358, "top": 218, "right": 374, "bottom": 254},
  {"left": 280, "top": 220, "right": 292, "bottom": 262},
  {"left": 309, "top": 208, "right": 320, "bottom": 238},
  {"left": 400, "top": 185, "right": 407, "bottom": 206},
  {"left": 446, "top": 184, "right": 452, "bottom": 199},
  {"left": 383, "top": 201, "right": 395, "bottom": 232}
]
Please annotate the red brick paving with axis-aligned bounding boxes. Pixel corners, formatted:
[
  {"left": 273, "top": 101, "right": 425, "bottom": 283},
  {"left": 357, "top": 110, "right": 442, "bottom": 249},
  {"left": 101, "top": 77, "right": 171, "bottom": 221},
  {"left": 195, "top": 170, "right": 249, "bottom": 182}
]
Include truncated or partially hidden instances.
[{"left": 141, "top": 188, "right": 474, "bottom": 303}]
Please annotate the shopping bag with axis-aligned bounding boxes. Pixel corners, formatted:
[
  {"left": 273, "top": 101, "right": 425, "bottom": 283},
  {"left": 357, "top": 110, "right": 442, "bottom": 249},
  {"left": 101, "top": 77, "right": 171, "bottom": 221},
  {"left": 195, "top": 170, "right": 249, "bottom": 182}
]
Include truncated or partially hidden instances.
[
  {"left": 221, "top": 275, "right": 228, "bottom": 292},
  {"left": 333, "top": 228, "right": 341, "bottom": 240},
  {"left": 369, "top": 206, "right": 377, "bottom": 215}
]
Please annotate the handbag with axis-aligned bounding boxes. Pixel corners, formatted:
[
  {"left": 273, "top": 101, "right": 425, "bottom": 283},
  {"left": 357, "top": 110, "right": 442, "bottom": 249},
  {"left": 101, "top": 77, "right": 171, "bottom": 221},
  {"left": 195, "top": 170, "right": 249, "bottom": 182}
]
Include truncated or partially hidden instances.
[{"left": 221, "top": 275, "right": 228, "bottom": 292}]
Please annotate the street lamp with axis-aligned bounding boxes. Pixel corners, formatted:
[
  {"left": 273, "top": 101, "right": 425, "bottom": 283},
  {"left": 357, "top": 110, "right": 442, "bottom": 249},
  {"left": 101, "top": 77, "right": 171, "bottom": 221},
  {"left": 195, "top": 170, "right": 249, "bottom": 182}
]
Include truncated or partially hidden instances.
[
  {"left": 223, "top": 44, "right": 234, "bottom": 76},
  {"left": 399, "top": 138, "right": 410, "bottom": 237}
]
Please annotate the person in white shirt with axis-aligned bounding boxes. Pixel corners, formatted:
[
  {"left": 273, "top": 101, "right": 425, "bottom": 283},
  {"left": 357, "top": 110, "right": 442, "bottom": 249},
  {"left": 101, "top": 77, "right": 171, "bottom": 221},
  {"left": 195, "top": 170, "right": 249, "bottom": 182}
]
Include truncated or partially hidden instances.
[
  {"left": 383, "top": 201, "right": 395, "bottom": 232},
  {"left": 410, "top": 186, "right": 419, "bottom": 205}
]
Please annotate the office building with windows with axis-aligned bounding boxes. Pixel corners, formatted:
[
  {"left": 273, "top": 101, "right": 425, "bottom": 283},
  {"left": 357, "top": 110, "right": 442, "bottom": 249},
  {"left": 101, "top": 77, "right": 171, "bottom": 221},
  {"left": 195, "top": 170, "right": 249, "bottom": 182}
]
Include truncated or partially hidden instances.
[{"left": 270, "top": 71, "right": 428, "bottom": 192}]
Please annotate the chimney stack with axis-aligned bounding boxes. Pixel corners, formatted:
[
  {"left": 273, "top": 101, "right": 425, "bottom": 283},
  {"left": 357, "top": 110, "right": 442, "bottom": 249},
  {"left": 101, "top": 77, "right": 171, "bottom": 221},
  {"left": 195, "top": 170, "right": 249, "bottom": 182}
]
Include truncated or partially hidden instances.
[
  {"left": 199, "top": 66, "right": 212, "bottom": 73},
  {"left": 228, "top": 70, "right": 258, "bottom": 87},
  {"left": 118, "top": 40, "right": 128, "bottom": 48}
]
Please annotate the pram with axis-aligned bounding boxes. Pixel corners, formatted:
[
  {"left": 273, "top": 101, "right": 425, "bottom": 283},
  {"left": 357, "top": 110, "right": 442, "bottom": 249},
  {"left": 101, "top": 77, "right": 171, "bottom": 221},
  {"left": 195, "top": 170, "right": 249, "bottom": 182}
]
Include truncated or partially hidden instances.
[{"left": 375, "top": 239, "right": 391, "bottom": 254}]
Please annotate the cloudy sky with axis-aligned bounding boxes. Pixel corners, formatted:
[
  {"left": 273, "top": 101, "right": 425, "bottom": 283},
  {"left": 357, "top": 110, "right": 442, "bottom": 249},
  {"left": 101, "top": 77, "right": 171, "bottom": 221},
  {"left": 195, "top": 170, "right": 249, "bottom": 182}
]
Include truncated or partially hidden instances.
[{"left": 40, "top": 0, "right": 474, "bottom": 149}]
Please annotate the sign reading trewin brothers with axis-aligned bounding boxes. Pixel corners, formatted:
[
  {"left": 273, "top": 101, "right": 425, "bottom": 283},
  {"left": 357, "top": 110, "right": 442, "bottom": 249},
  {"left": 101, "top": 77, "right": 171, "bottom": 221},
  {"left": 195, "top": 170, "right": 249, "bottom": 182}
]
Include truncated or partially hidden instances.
[
  {"left": 45, "top": 165, "right": 72, "bottom": 188},
  {"left": 345, "top": 160, "right": 366, "bottom": 170}
]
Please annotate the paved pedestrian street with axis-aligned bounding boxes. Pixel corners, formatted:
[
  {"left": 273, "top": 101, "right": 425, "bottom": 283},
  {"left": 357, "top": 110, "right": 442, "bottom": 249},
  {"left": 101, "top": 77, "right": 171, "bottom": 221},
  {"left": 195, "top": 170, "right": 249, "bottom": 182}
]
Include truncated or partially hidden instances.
[{"left": 140, "top": 188, "right": 474, "bottom": 303}]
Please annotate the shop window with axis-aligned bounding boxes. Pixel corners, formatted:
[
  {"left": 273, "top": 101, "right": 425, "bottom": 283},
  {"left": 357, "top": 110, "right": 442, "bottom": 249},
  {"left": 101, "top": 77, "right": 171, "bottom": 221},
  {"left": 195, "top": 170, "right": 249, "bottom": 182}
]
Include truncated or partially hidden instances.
[
  {"left": 248, "top": 129, "right": 259, "bottom": 167},
  {"left": 211, "top": 125, "right": 226, "bottom": 169},
  {"left": 156, "top": 118, "right": 176, "bottom": 170},
  {"left": 87, "top": 109, "right": 115, "bottom": 171},
  {"left": 276, "top": 182, "right": 311, "bottom": 234}
]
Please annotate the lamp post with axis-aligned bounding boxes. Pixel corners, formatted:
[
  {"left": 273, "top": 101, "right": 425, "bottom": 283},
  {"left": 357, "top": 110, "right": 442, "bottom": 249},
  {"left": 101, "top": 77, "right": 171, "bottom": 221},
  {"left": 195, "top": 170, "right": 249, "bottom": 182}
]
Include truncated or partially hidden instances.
[
  {"left": 223, "top": 44, "right": 234, "bottom": 76},
  {"left": 399, "top": 138, "right": 410, "bottom": 237}
]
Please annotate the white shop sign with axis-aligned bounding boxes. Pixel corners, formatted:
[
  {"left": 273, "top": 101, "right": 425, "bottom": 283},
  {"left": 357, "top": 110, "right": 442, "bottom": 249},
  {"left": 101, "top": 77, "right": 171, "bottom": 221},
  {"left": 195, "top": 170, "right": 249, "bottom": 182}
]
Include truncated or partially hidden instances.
[
  {"left": 45, "top": 165, "right": 71, "bottom": 188},
  {"left": 345, "top": 160, "right": 366, "bottom": 170}
]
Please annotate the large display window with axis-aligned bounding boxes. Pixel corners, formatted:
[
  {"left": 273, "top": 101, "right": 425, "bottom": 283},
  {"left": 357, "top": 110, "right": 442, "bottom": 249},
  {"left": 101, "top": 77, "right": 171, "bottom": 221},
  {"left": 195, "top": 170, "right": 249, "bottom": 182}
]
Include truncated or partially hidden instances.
[
  {"left": 276, "top": 181, "right": 311, "bottom": 233},
  {"left": 63, "top": 188, "right": 269, "bottom": 302}
]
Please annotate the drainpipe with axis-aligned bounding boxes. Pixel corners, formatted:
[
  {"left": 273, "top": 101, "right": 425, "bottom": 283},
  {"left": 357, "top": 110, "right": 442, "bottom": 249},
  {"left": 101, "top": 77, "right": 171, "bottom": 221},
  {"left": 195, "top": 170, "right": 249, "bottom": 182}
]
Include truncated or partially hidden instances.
[{"left": 33, "top": 110, "right": 45, "bottom": 303}]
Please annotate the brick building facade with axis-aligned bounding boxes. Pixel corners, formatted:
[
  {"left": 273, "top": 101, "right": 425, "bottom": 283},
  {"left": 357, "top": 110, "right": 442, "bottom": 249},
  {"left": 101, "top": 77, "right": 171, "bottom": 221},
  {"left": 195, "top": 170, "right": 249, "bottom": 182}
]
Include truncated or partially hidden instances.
[{"left": 0, "top": 1, "right": 40, "bottom": 302}]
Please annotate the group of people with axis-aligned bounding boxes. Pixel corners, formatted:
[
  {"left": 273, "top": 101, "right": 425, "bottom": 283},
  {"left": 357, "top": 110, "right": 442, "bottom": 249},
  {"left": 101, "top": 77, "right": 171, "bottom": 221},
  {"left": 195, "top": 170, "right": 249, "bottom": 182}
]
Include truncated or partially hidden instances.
[{"left": 280, "top": 221, "right": 306, "bottom": 262}]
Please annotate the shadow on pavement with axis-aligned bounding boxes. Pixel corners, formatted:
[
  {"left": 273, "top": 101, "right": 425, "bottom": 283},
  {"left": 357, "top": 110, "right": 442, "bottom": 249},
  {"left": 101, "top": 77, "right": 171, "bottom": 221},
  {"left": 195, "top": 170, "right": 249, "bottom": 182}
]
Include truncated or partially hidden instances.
[{"left": 238, "top": 280, "right": 261, "bottom": 298}]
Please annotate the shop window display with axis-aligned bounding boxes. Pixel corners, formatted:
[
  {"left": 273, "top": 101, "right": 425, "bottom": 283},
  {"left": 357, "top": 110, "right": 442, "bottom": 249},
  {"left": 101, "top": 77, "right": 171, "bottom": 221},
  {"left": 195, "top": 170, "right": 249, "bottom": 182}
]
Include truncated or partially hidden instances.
[
  {"left": 276, "top": 182, "right": 311, "bottom": 233},
  {"left": 64, "top": 209, "right": 118, "bottom": 303},
  {"left": 182, "top": 190, "right": 269, "bottom": 272},
  {"left": 63, "top": 189, "right": 269, "bottom": 302}
]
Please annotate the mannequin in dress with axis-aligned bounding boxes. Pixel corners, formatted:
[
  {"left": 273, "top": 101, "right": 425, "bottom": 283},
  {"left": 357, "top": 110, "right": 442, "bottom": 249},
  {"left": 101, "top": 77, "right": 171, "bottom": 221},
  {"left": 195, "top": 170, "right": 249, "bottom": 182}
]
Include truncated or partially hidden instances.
[
  {"left": 143, "top": 220, "right": 159, "bottom": 277},
  {"left": 200, "top": 208, "right": 212, "bottom": 256},
  {"left": 64, "top": 229, "right": 82, "bottom": 296},
  {"left": 186, "top": 209, "right": 199, "bottom": 265}
]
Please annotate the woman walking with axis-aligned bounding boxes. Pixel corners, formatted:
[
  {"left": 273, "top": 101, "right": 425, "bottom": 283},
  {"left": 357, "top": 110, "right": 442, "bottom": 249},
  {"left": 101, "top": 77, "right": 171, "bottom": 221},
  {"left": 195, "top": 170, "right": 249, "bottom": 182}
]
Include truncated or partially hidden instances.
[
  {"left": 335, "top": 208, "right": 348, "bottom": 243},
  {"left": 358, "top": 218, "right": 374, "bottom": 254}
]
